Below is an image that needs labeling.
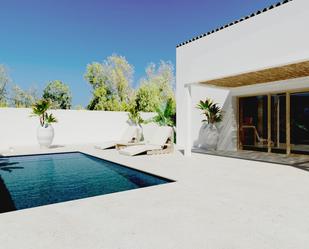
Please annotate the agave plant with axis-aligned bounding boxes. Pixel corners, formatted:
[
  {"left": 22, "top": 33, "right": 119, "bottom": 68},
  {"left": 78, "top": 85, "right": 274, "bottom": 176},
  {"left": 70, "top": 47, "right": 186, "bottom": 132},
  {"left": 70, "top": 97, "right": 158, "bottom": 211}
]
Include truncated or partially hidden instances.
[
  {"left": 197, "top": 98, "right": 222, "bottom": 124},
  {"left": 31, "top": 99, "right": 57, "bottom": 127}
]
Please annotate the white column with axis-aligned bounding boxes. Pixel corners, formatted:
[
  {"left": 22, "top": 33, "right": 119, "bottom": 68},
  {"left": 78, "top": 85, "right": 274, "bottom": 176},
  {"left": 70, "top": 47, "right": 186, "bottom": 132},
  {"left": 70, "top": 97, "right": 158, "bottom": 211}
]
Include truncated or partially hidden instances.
[{"left": 184, "top": 85, "right": 192, "bottom": 157}]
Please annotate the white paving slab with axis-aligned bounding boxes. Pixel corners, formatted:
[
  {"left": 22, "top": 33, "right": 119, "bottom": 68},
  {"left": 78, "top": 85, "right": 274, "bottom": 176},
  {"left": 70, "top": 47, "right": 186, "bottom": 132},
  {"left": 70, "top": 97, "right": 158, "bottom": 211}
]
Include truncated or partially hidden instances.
[{"left": 0, "top": 145, "right": 309, "bottom": 249}]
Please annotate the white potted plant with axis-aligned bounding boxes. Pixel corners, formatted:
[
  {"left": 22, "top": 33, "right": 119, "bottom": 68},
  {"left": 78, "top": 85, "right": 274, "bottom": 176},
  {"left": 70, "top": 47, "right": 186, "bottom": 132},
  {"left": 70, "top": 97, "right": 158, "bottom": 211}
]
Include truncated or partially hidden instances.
[
  {"left": 31, "top": 99, "right": 57, "bottom": 148},
  {"left": 196, "top": 98, "right": 223, "bottom": 150}
]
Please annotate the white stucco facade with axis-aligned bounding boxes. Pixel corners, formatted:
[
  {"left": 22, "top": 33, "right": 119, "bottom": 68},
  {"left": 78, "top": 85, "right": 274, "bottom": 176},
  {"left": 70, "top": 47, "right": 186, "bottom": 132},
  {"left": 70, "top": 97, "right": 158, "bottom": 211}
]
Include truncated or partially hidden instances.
[{"left": 176, "top": 0, "right": 309, "bottom": 154}]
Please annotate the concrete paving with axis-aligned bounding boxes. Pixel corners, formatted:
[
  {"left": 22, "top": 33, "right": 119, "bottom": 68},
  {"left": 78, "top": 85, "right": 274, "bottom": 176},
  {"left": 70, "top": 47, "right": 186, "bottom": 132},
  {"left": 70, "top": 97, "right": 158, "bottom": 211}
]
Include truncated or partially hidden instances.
[
  {"left": 0, "top": 145, "right": 309, "bottom": 249},
  {"left": 193, "top": 147, "right": 309, "bottom": 170}
]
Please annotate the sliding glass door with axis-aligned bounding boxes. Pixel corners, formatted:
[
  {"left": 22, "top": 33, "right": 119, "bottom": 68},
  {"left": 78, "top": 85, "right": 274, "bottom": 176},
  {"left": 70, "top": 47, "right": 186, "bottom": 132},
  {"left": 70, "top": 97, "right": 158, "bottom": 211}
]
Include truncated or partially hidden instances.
[
  {"left": 271, "top": 94, "right": 286, "bottom": 153},
  {"left": 291, "top": 92, "right": 309, "bottom": 154},
  {"left": 239, "top": 95, "right": 268, "bottom": 152},
  {"left": 238, "top": 90, "right": 309, "bottom": 155}
]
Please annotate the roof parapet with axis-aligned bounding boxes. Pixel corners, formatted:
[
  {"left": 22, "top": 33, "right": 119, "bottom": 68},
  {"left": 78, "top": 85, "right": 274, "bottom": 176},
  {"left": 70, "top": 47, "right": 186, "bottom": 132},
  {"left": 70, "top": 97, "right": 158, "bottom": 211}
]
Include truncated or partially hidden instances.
[{"left": 176, "top": 0, "right": 293, "bottom": 48}]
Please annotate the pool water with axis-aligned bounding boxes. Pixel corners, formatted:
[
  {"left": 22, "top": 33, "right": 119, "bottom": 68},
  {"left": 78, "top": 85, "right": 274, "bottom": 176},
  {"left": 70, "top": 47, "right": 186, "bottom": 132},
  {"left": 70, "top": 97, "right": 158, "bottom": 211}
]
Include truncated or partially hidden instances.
[{"left": 0, "top": 152, "right": 171, "bottom": 213}]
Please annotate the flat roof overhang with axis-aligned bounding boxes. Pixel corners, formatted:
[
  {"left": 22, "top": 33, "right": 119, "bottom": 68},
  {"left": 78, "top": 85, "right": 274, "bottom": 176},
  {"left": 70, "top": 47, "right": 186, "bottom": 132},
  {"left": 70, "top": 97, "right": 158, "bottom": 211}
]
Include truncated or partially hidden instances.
[{"left": 201, "top": 60, "right": 309, "bottom": 88}]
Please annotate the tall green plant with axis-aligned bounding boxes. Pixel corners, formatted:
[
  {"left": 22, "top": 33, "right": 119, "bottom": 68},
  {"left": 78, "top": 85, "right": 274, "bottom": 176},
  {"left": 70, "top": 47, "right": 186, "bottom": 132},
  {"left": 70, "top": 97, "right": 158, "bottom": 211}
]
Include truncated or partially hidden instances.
[
  {"left": 31, "top": 99, "right": 57, "bottom": 127},
  {"left": 151, "top": 98, "right": 176, "bottom": 142},
  {"left": 152, "top": 98, "right": 176, "bottom": 127},
  {"left": 127, "top": 102, "right": 144, "bottom": 126},
  {"left": 197, "top": 98, "right": 222, "bottom": 124}
]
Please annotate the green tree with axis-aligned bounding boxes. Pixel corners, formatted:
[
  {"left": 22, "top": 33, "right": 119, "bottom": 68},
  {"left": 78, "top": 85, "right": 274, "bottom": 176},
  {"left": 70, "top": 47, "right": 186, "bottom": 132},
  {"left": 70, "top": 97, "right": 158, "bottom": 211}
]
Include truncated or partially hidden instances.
[
  {"left": 85, "top": 55, "right": 134, "bottom": 111},
  {"left": 43, "top": 80, "right": 72, "bottom": 109},
  {"left": 134, "top": 83, "right": 160, "bottom": 112},
  {"left": 10, "top": 85, "right": 38, "bottom": 108},
  {"left": 0, "top": 65, "right": 10, "bottom": 107},
  {"left": 107, "top": 55, "right": 133, "bottom": 102},
  {"left": 73, "top": 104, "right": 84, "bottom": 110},
  {"left": 135, "top": 61, "right": 175, "bottom": 112}
]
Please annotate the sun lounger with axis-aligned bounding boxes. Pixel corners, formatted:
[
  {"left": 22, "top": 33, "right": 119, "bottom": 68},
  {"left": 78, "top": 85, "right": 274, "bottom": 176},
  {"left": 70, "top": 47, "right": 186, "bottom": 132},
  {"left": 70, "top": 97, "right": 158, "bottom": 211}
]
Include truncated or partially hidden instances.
[
  {"left": 119, "top": 126, "right": 174, "bottom": 156},
  {"left": 95, "top": 126, "right": 140, "bottom": 150},
  {"left": 115, "top": 141, "right": 145, "bottom": 150}
]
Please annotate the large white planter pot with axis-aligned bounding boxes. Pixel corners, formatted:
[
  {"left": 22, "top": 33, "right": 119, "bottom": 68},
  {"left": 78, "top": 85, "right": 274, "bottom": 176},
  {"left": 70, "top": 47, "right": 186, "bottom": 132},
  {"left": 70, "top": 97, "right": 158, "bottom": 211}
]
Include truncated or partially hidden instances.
[
  {"left": 194, "top": 123, "right": 219, "bottom": 151},
  {"left": 37, "top": 125, "right": 54, "bottom": 148}
]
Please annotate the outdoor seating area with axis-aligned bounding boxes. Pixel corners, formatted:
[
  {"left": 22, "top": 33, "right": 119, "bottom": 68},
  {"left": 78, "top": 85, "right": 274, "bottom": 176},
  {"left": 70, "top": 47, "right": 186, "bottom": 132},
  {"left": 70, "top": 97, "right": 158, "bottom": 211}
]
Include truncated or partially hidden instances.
[
  {"left": 95, "top": 125, "right": 174, "bottom": 156},
  {"left": 94, "top": 126, "right": 141, "bottom": 150},
  {"left": 119, "top": 126, "right": 174, "bottom": 156}
]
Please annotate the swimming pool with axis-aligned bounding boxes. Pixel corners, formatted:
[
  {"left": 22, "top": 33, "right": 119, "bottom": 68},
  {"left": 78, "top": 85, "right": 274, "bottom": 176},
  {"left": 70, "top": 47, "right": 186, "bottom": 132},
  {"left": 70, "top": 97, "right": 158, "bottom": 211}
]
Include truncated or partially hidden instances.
[{"left": 0, "top": 152, "right": 172, "bottom": 213}]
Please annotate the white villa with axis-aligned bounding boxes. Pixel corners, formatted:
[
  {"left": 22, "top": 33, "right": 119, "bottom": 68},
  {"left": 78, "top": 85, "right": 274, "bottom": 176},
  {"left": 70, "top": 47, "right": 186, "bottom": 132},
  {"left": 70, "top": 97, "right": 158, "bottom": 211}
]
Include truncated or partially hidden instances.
[
  {"left": 1, "top": 1, "right": 309, "bottom": 249},
  {"left": 176, "top": 0, "right": 309, "bottom": 157}
]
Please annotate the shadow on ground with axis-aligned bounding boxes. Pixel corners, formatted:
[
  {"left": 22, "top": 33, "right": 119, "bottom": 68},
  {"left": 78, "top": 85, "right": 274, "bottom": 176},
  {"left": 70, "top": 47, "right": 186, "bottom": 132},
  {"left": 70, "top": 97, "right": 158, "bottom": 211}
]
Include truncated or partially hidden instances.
[
  {"left": 192, "top": 148, "right": 309, "bottom": 172},
  {"left": 0, "top": 176, "right": 16, "bottom": 213},
  {"left": 0, "top": 157, "right": 23, "bottom": 213},
  {"left": 49, "top": 145, "right": 65, "bottom": 149}
]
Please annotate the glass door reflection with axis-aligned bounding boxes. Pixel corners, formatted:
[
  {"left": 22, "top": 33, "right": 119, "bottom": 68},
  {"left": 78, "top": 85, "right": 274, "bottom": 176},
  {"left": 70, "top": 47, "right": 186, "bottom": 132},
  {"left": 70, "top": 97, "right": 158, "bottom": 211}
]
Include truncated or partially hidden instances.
[{"left": 239, "top": 95, "right": 268, "bottom": 152}]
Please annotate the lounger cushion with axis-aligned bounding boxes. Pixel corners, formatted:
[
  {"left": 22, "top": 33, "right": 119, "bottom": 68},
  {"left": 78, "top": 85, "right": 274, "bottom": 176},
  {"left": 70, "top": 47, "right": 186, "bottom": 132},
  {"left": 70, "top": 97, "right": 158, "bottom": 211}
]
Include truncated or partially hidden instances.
[
  {"left": 95, "top": 126, "right": 138, "bottom": 150},
  {"left": 119, "top": 144, "right": 162, "bottom": 156},
  {"left": 94, "top": 141, "right": 118, "bottom": 150},
  {"left": 121, "top": 126, "right": 138, "bottom": 141},
  {"left": 148, "top": 126, "right": 173, "bottom": 146},
  {"left": 142, "top": 123, "right": 160, "bottom": 143}
]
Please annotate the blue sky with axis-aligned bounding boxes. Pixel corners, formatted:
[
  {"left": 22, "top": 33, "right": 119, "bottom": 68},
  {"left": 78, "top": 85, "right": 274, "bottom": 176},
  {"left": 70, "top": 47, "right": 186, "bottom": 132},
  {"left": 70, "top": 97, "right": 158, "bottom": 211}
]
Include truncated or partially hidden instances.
[{"left": 0, "top": 0, "right": 280, "bottom": 106}]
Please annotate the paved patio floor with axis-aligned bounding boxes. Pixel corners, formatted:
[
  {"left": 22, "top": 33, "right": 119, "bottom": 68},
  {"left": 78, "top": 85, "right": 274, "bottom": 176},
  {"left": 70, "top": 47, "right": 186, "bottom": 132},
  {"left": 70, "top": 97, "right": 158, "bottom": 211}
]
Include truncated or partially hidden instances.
[
  {"left": 0, "top": 145, "right": 309, "bottom": 249},
  {"left": 193, "top": 147, "right": 309, "bottom": 171}
]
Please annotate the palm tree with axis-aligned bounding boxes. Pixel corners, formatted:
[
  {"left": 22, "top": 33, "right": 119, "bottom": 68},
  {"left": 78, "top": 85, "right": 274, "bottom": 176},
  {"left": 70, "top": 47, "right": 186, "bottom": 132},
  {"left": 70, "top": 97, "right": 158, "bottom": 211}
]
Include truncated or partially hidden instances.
[
  {"left": 152, "top": 98, "right": 176, "bottom": 142},
  {"left": 31, "top": 99, "right": 57, "bottom": 127},
  {"left": 197, "top": 98, "right": 222, "bottom": 124}
]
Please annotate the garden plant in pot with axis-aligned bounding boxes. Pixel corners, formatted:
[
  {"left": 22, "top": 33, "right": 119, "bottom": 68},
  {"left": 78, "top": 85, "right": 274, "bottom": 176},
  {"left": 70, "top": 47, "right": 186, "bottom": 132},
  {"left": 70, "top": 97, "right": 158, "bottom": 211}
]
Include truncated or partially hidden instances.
[
  {"left": 31, "top": 99, "right": 57, "bottom": 148},
  {"left": 196, "top": 98, "right": 223, "bottom": 150},
  {"left": 127, "top": 103, "right": 144, "bottom": 142}
]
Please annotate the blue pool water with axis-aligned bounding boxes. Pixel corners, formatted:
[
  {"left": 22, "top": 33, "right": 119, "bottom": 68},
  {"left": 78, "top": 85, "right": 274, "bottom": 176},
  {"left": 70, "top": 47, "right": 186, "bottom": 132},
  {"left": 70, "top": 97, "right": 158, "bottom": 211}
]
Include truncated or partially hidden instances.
[{"left": 0, "top": 152, "right": 171, "bottom": 213}]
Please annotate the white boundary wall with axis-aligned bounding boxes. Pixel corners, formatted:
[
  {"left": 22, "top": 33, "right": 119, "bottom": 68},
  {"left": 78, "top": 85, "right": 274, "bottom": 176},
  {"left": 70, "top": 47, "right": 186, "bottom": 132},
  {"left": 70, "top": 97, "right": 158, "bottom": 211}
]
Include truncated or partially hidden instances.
[
  {"left": 0, "top": 108, "right": 154, "bottom": 150},
  {"left": 176, "top": 0, "right": 309, "bottom": 150}
]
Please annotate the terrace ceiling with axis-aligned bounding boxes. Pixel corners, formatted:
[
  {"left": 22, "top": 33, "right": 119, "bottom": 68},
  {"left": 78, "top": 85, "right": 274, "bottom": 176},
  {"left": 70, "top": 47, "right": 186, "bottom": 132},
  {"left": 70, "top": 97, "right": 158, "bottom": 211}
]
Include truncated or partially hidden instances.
[{"left": 201, "top": 61, "right": 309, "bottom": 88}]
